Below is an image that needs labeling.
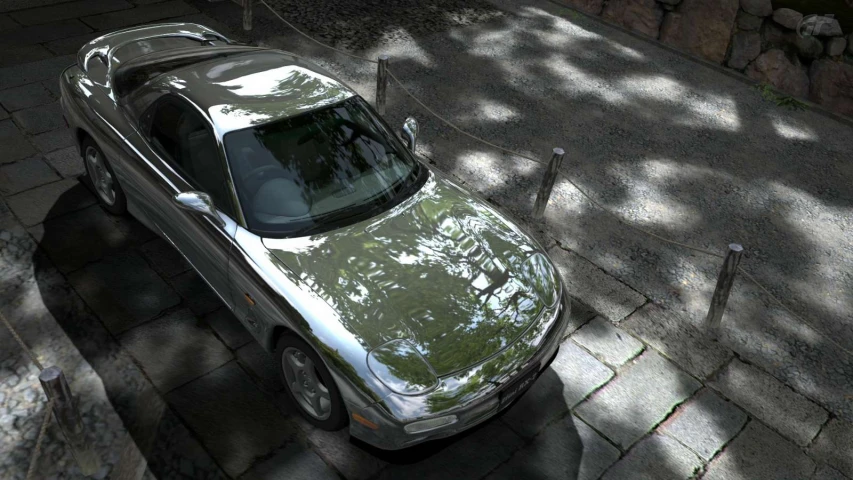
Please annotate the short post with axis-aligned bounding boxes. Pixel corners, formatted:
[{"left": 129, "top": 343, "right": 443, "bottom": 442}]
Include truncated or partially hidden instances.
[
  {"left": 243, "top": 0, "right": 252, "bottom": 31},
  {"left": 704, "top": 243, "right": 744, "bottom": 337},
  {"left": 375, "top": 55, "right": 390, "bottom": 116},
  {"left": 532, "top": 148, "right": 565, "bottom": 220},
  {"left": 39, "top": 366, "right": 100, "bottom": 476}
]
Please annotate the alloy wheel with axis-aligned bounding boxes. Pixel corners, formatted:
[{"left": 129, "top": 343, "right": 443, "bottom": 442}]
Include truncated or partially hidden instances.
[
  {"left": 282, "top": 347, "right": 332, "bottom": 420},
  {"left": 85, "top": 146, "right": 116, "bottom": 206}
]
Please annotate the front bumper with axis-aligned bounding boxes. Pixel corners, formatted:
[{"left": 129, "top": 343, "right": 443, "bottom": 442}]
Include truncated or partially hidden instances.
[{"left": 349, "top": 293, "right": 570, "bottom": 450}]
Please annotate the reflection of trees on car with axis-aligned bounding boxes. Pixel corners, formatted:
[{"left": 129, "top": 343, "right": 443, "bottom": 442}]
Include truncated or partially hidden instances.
[
  {"left": 270, "top": 181, "right": 548, "bottom": 386},
  {"left": 204, "top": 63, "right": 354, "bottom": 128}
]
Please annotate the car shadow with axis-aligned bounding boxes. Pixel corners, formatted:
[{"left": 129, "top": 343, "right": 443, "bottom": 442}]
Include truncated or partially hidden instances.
[
  {"left": 30, "top": 178, "right": 227, "bottom": 478},
  {"left": 23, "top": 173, "right": 707, "bottom": 480},
  {"left": 30, "top": 177, "right": 584, "bottom": 478},
  {"left": 349, "top": 368, "right": 584, "bottom": 480}
]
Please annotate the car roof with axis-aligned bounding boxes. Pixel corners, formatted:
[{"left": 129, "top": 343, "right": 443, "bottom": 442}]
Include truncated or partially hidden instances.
[{"left": 147, "top": 48, "right": 357, "bottom": 134}]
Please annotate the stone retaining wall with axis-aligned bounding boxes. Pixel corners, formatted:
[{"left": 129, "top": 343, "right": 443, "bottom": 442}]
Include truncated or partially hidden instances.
[{"left": 561, "top": 0, "right": 853, "bottom": 117}]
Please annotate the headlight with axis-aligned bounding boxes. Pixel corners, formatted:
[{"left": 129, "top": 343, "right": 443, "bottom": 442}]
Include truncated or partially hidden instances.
[
  {"left": 367, "top": 339, "right": 438, "bottom": 395},
  {"left": 520, "top": 253, "right": 561, "bottom": 307},
  {"left": 404, "top": 415, "right": 458, "bottom": 434}
]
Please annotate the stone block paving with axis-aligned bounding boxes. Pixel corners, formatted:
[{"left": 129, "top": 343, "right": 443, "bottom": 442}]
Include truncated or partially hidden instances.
[
  {"left": 547, "top": 244, "right": 647, "bottom": 324},
  {"left": 166, "top": 361, "right": 301, "bottom": 477},
  {"left": 29, "top": 203, "right": 156, "bottom": 273},
  {"left": 119, "top": 308, "right": 234, "bottom": 392},
  {"left": 68, "top": 251, "right": 182, "bottom": 334},
  {"left": 242, "top": 442, "right": 340, "bottom": 480},
  {"left": 602, "top": 433, "right": 703, "bottom": 480},
  {"left": 620, "top": 301, "right": 732, "bottom": 380},
  {"left": 301, "top": 425, "right": 388, "bottom": 480},
  {"left": 809, "top": 418, "right": 853, "bottom": 478},
  {"left": 44, "top": 146, "right": 87, "bottom": 178},
  {"left": 487, "top": 415, "right": 620, "bottom": 480},
  {"left": 815, "top": 464, "right": 851, "bottom": 480},
  {"left": 0, "top": 0, "right": 852, "bottom": 479},
  {"left": 236, "top": 341, "right": 284, "bottom": 393},
  {"left": 575, "top": 350, "right": 701, "bottom": 450},
  {"left": 709, "top": 358, "right": 828, "bottom": 447},
  {"left": 571, "top": 316, "right": 644, "bottom": 367},
  {"left": 658, "top": 389, "right": 747, "bottom": 461},
  {"left": 703, "top": 421, "right": 816, "bottom": 480},
  {"left": 141, "top": 236, "right": 192, "bottom": 279},
  {"left": 500, "top": 341, "right": 614, "bottom": 439},
  {"left": 0, "top": 156, "right": 60, "bottom": 195},
  {"left": 0, "top": 82, "right": 55, "bottom": 111},
  {"left": 0, "top": 119, "right": 37, "bottom": 163}
]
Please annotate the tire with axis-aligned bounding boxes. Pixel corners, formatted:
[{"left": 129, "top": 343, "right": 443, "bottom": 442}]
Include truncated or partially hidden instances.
[
  {"left": 276, "top": 334, "right": 348, "bottom": 431},
  {"left": 82, "top": 136, "right": 127, "bottom": 215}
]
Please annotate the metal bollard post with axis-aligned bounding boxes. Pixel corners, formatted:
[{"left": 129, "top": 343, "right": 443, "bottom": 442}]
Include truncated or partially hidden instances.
[
  {"left": 704, "top": 243, "right": 744, "bottom": 337},
  {"left": 532, "top": 148, "right": 565, "bottom": 220},
  {"left": 39, "top": 366, "right": 100, "bottom": 476},
  {"left": 243, "top": 0, "right": 252, "bottom": 31},
  {"left": 376, "top": 55, "right": 390, "bottom": 116}
]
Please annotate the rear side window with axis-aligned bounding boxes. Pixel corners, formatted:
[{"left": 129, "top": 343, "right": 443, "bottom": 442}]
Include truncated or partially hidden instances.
[{"left": 85, "top": 56, "right": 108, "bottom": 85}]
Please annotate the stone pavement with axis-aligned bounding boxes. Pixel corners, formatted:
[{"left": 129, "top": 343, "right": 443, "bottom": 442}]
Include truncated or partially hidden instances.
[{"left": 0, "top": 0, "right": 851, "bottom": 479}]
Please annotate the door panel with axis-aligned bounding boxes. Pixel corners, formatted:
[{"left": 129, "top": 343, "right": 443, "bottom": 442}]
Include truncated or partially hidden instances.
[
  {"left": 228, "top": 226, "right": 301, "bottom": 350},
  {"left": 129, "top": 95, "right": 238, "bottom": 308}
]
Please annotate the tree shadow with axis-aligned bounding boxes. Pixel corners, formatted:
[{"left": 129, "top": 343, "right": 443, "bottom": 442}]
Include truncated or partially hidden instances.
[
  {"left": 240, "top": 0, "right": 853, "bottom": 423},
  {"left": 11, "top": 0, "right": 851, "bottom": 477}
]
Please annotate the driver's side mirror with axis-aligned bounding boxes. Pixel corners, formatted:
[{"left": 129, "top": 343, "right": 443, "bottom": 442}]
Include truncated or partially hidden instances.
[
  {"left": 401, "top": 117, "right": 419, "bottom": 153},
  {"left": 173, "top": 191, "right": 225, "bottom": 227}
]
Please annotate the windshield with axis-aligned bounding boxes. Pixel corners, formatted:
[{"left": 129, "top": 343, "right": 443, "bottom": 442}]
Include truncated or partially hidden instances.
[{"left": 224, "top": 97, "right": 426, "bottom": 237}]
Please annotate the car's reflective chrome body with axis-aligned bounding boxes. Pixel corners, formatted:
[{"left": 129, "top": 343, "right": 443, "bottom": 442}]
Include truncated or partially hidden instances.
[{"left": 60, "top": 23, "right": 570, "bottom": 450}]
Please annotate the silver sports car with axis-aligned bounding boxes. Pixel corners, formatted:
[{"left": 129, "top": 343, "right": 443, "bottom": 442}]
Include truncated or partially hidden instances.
[{"left": 60, "top": 22, "right": 570, "bottom": 450}]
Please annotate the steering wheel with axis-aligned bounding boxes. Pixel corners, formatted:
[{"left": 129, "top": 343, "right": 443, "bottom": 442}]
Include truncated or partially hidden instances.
[{"left": 242, "top": 165, "right": 286, "bottom": 197}]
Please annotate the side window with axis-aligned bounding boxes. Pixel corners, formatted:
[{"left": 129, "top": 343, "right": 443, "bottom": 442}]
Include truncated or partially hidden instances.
[
  {"left": 144, "top": 97, "right": 236, "bottom": 219},
  {"left": 85, "top": 56, "right": 108, "bottom": 85}
]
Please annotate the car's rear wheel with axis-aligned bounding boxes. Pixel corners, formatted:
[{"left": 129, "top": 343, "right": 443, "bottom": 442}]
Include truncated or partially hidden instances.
[
  {"left": 82, "top": 137, "right": 126, "bottom": 215},
  {"left": 276, "top": 334, "right": 348, "bottom": 431}
]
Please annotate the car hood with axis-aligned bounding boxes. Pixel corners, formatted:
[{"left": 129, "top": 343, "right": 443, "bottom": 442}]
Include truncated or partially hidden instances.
[{"left": 263, "top": 173, "right": 560, "bottom": 376}]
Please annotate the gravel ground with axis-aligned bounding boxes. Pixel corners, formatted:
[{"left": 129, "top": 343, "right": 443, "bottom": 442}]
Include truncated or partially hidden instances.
[
  {"left": 0, "top": 219, "right": 154, "bottom": 480},
  {"left": 255, "top": 0, "right": 853, "bottom": 421},
  {"left": 265, "top": 0, "right": 504, "bottom": 50}
]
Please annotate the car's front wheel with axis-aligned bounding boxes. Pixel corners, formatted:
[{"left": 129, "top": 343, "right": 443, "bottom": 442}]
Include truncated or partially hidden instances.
[
  {"left": 276, "top": 334, "right": 348, "bottom": 431},
  {"left": 82, "top": 137, "right": 126, "bottom": 215}
]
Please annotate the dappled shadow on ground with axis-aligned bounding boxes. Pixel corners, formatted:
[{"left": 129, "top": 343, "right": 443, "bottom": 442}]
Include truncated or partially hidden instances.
[
  {"left": 11, "top": 0, "right": 851, "bottom": 476},
  {"left": 251, "top": 0, "right": 853, "bottom": 422}
]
